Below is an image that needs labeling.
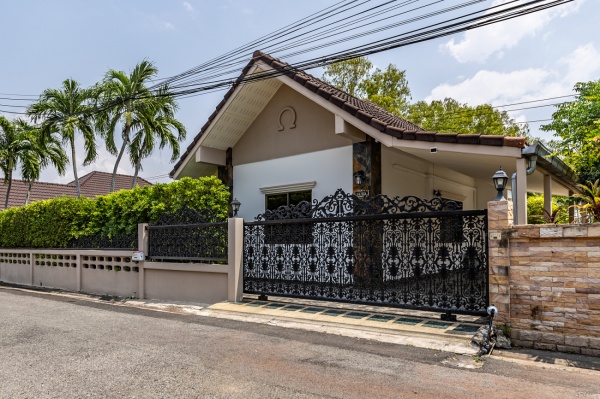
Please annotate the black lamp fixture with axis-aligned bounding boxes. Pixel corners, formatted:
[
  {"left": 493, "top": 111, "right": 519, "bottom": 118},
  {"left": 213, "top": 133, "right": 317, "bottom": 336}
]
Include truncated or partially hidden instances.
[
  {"left": 353, "top": 170, "right": 367, "bottom": 186},
  {"left": 492, "top": 166, "right": 509, "bottom": 201},
  {"left": 231, "top": 198, "right": 241, "bottom": 217}
]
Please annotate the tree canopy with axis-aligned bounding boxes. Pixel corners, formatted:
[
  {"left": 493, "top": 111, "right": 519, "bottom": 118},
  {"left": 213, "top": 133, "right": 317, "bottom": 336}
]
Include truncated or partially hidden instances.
[
  {"left": 322, "top": 57, "right": 411, "bottom": 116},
  {"left": 322, "top": 57, "right": 527, "bottom": 137},
  {"left": 28, "top": 79, "right": 97, "bottom": 199},
  {"left": 407, "top": 98, "right": 527, "bottom": 137},
  {"left": 541, "top": 79, "right": 600, "bottom": 183}
]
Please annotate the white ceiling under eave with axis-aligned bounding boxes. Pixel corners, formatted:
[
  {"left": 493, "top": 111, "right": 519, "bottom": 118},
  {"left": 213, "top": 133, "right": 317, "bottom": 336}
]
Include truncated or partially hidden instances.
[
  {"left": 173, "top": 66, "right": 282, "bottom": 179},
  {"left": 199, "top": 74, "right": 282, "bottom": 151},
  {"left": 393, "top": 140, "right": 572, "bottom": 196}
]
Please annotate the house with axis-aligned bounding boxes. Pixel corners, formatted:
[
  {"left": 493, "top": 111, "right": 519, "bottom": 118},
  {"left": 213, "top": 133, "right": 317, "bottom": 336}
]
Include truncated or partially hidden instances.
[
  {"left": 170, "top": 51, "right": 578, "bottom": 223},
  {"left": 0, "top": 171, "right": 152, "bottom": 208}
]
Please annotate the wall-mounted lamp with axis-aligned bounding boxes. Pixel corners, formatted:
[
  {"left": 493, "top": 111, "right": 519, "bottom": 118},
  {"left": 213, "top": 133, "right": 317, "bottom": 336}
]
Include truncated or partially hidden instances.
[
  {"left": 353, "top": 170, "right": 368, "bottom": 186},
  {"left": 231, "top": 198, "right": 241, "bottom": 217},
  {"left": 492, "top": 167, "right": 509, "bottom": 201}
]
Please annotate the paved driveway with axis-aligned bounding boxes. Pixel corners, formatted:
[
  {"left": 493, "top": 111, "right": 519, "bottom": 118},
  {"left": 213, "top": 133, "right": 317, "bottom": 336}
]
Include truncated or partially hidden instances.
[{"left": 1, "top": 287, "right": 599, "bottom": 399}]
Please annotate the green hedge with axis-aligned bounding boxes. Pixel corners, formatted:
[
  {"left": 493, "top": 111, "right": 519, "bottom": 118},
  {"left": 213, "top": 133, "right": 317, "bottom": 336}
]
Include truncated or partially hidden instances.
[{"left": 0, "top": 176, "right": 230, "bottom": 248}]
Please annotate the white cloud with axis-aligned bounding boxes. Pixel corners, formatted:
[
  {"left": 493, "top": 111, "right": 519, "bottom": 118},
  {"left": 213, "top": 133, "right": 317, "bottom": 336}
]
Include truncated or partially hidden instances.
[
  {"left": 442, "top": 0, "right": 586, "bottom": 63},
  {"left": 426, "top": 68, "right": 554, "bottom": 105},
  {"left": 183, "top": 1, "right": 194, "bottom": 13},
  {"left": 427, "top": 43, "right": 600, "bottom": 106},
  {"left": 426, "top": 43, "right": 600, "bottom": 140},
  {"left": 163, "top": 22, "right": 175, "bottom": 30}
]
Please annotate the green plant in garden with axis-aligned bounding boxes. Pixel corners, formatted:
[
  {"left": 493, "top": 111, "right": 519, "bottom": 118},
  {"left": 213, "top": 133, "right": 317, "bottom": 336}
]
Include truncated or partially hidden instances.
[
  {"left": 572, "top": 179, "right": 600, "bottom": 223},
  {"left": 527, "top": 194, "right": 569, "bottom": 224}
]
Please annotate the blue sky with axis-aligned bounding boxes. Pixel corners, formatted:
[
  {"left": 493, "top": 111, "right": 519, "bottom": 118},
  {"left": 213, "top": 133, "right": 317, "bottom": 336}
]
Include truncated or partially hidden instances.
[{"left": 1, "top": 0, "right": 597, "bottom": 184}]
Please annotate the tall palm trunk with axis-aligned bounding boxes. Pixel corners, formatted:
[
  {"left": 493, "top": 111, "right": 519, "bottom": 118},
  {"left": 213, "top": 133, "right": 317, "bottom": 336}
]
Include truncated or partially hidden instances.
[
  {"left": 131, "top": 143, "right": 146, "bottom": 189},
  {"left": 4, "top": 170, "right": 12, "bottom": 209},
  {"left": 111, "top": 125, "right": 130, "bottom": 193},
  {"left": 71, "top": 139, "right": 81, "bottom": 199},
  {"left": 25, "top": 181, "right": 33, "bottom": 206}
]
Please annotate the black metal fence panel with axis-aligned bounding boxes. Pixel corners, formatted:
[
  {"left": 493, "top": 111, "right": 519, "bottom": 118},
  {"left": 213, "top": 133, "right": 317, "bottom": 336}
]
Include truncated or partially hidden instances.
[
  {"left": 67, "top": 232, "right": 138, "bottom": 250},
  {"left": 243, "top": 189, "right": 488, "bottom": 315},
  {"left": 147, "top": 207, "right": 228, "bottom": 262}
]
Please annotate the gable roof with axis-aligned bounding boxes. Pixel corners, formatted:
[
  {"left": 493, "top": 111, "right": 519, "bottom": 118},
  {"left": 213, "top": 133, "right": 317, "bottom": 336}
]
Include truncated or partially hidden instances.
[
  {"left": 0, "top": 171, "right": 152, "bottom": 209},
  {"left": 170, "top": 51, "right": 527, "bottom": 177}
]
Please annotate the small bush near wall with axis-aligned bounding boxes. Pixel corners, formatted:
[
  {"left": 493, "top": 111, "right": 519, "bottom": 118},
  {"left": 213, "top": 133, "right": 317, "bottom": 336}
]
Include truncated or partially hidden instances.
[
  {"left": 0, "top": 177, "right": 229, "bottom": 248},
  {"left": 527, "top": 194, "right": 569, "bottom": 224}
]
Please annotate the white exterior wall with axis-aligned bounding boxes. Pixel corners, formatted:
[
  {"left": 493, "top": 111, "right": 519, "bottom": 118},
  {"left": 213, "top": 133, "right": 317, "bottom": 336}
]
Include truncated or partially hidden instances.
[{"left": 234, "top": 146, "right": 352, "bottom": 220}]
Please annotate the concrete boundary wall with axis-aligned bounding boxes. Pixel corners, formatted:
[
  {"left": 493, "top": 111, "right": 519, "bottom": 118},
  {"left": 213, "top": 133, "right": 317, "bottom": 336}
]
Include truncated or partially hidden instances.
[
  {"left": 488, "top": 200, "right": 600, "bottom": 356},
  {"left": 0, "top": 218, "right": 244, "bottom": 305}
]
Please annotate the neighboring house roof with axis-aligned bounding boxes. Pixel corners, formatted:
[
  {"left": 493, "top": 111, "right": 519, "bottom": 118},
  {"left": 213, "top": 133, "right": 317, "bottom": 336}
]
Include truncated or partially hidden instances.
[
  {"left": 66, "top": 171, "right": 152, "bottom": 198},
  {"left": 170, "top": 50, "right": 527, "bottom": 177},
  {"left": 0, "top": 171, "right": 152, "bottom": 209}
]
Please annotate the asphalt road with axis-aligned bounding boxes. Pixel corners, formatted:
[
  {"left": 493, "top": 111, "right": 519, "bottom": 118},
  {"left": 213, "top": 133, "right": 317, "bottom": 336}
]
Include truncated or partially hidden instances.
[{"left": 1, "top": 287, "right": 599, "bottom": 399}]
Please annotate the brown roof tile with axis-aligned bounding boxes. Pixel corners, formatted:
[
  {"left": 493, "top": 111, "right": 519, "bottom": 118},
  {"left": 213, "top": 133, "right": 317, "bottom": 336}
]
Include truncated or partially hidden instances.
[
  {"left": 170, "top": 51, "right": 528, "bottom": 177},
  {"left": 0, "top": 171, "right": 152, "bottom": 209}
]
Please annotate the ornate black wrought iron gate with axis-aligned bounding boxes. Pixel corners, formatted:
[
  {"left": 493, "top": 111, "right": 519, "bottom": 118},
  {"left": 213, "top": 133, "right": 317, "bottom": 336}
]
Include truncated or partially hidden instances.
[{"left": 243, "top": 189, "right": 489, "bottom": 315}]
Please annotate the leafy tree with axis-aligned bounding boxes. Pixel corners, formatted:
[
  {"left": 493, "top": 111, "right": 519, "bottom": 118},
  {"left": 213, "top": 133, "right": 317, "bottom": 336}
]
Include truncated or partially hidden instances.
[
  {"left": 0, "top": 117, "right": 36, "bottom": 209},
  {"left": 128, "top": 86, "right": 186, "bottom": 188},
  {"left": 19, "top": 121, "right": 68, "bottom": 205},
  {"left": 28, "top": 79, "right": 97, "bottom": 199},
  {"left": 322, "top": 57, "right": 526, "bottom": 136},
  {"left": 97, "top": 60, "right": 164, "bottom": 192},
  {"left": 541, "top": 80, "right": 600, "bottom": 183},
  {"left": 322, "top": 57, "right": 411, "bottom": 115},
  {"left": 406, "top": 98, "right": 528, "bottom": 136}
]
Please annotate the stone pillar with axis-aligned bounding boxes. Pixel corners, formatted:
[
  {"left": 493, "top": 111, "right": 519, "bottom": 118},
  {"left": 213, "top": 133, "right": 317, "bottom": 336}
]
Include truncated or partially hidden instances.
[
  {"left": 218, "top": 147, "right": 234, "bottom": 216},
  {"left": 227, "top": 218, "right": 244, "bottom": 302},
  {"left": 487, "top": 200, "right": 513, "bottom": 323},
  {"left": 352, "top": 136, "right": 381, "bottom": 197},
  {"left": 352, "top": 137, "right": 382, "bottom": 288}
]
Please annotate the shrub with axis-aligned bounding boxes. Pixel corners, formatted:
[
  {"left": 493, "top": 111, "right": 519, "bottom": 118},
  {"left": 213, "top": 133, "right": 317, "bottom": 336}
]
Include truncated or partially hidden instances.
[
  {"left": 527, "top": 194, "right": 569, "bottom": 224},
  {"left": 0, "top": 176, "right": 229, "bottom": 248}
]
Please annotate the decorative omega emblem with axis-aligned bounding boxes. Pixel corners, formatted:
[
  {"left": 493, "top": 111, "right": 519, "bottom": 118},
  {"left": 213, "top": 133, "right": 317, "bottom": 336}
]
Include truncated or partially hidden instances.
[{"left": 277, "top": 106, "right": 296, "bottom": 131}]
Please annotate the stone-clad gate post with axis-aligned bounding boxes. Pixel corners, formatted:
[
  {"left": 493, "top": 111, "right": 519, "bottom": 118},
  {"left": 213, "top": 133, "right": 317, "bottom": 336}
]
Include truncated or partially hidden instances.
[{"left": 487, "top": 199, "right": 513, "bottom": 324}]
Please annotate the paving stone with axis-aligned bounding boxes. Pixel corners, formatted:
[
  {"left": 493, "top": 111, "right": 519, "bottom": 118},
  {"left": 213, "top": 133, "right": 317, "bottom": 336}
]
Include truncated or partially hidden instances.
[{"left": 342, "top": 312, "right": 370, "bottom": 319}]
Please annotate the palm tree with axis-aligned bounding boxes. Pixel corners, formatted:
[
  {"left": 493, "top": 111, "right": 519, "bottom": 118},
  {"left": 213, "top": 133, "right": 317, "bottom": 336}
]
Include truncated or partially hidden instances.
[
  {"left": 96, "top": 60, "right": 159, "bottom": 192},
  {"left": 0, "top": 116, "right": 36, "bottom": 208},
  {"left": 28, "top": 79, "right": 97, "bottom": 199},
  {"left": 18, "top": 121, "right": 68, "bottom": 206},
  {"left": 572, "top": 180, "right": 600, "bottom": 222},
  {"left": 128, "top": 86, "right": 186, "bottom": 187}
]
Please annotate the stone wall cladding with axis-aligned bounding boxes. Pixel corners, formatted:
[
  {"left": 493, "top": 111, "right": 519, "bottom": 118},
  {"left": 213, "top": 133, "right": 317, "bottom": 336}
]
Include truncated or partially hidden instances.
[
  {"left": 507, "top": 223, "right": 600, "bottom": 354},
  {"left": 487, "top": 200, "right": 513, "bottom": 324}
]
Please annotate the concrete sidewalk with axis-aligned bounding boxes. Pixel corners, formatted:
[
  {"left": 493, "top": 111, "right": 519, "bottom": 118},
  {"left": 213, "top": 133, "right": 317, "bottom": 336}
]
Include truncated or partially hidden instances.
[{"left": 129, "top": 294, "right": 486, "bottom": 355}]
